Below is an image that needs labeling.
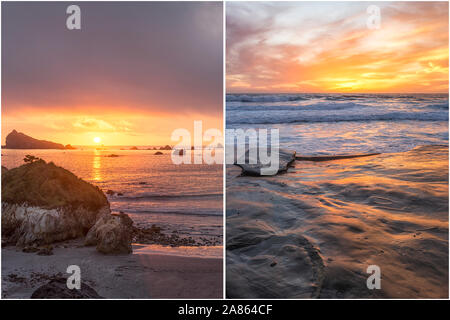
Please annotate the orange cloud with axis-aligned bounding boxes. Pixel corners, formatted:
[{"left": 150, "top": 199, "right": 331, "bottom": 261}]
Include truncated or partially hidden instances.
[{"left": 227, "top": 2, "right": 449, "bottom": 93}]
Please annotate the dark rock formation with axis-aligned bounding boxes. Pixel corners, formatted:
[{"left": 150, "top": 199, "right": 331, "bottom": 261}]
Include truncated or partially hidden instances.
[
  {"left": 37, "top": 245, "right": 54, "bottom": 256},
  {"left": 5, "top": 130, "right": 65, "bottom": 149},
  {"left": 30, "top": 277, "right": 103, "bottom": 299},
  {"left": 154, "top": 151, "right": 163, "bottom": 155},
  {"left": 1, "top": 160, "right": 110, "bottom": 246},
  {"left": 160, "top": 145, "right": 172, "bottom": 150},
  {"left": 85, "top": 213, "right": 133, "bottom": 254},
  {"left": 235, "top": 149, "right": 296, "bottom": 176}
]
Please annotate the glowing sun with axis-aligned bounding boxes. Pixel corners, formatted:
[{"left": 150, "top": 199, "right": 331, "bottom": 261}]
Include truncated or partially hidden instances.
[{"left": 93, "top": 137, "right": 101, "bottom": 144}]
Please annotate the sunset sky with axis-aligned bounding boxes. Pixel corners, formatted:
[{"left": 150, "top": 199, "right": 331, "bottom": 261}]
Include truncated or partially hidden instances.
[
  {"left": 2, "top": 2, "right": 222, "bottom": 146},
  {"left": 227, "top": 1, "right": 448, "bottom": 93}
]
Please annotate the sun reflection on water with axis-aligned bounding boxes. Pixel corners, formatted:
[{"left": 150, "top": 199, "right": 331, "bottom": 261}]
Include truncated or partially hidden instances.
[{"left": 92, "top": 149, "right": 102, "bottom": 181}]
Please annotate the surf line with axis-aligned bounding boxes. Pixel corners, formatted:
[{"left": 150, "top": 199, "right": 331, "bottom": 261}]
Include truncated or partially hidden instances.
[{"left": 295, "top": 153, "right": 381, "bottom": 162}]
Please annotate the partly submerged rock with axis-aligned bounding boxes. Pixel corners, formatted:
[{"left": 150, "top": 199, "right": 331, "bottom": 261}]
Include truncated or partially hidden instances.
[
  {"left": 234, "top": 149, "right": 380, "bottom": 176},
  {"left": 30, "top": 277, "right": 103, "bottom": 299},
  {"left": 85, "top": 213, "right": 133, "bottom": 254},
  {"left": 1, "top": 160, "right": 110, "bottom": 246},
  {"left": 234, "top": 148, "right": 296, "bottom": 176},
  {"left": 5, "top": 130, "right": 65, "bottom": 149},
  {"left": 154, "top": 151, "right": 163, "bottom": 155}
]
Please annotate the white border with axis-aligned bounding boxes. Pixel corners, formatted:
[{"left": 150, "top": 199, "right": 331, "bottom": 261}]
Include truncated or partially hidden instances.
[{"left": 0, "top": 0, "right": 449, "bottom": 301}]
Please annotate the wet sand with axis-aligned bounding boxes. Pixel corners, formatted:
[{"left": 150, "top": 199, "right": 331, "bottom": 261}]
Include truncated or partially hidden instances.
[
  {"left": 2, "top": 240, "right": 223, "bottom": 299},
  {"left": 226, "top": 145, "right": 448, "bottom": 298}
]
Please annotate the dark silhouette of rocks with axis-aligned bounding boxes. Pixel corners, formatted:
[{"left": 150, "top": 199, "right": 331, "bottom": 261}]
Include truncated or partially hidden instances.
[
  {"left": 37, "top": 246, "right": 54, "bottom": 256},
  {"left": 23, "top": 155, "right": 42, "bottom": 163},
  {"left": 30, "top": 277, "right": 103, "bottom": 299},
  {"left": 160, "top": 145, "right": 172, "bottom": 150},
  {"left": 5, "top": 130, "right": 65, "bottom": 149},
  {"left": 154, "top": 151, "right": 163, "bottom": 155},
  {"left": 132, "top": 224, "right": 197, "bottom": 246}
]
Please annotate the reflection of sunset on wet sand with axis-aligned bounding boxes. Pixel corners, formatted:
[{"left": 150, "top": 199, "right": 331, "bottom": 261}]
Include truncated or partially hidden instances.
[{"left": 227, "top": 145, "right": 448, "bottom": 298}]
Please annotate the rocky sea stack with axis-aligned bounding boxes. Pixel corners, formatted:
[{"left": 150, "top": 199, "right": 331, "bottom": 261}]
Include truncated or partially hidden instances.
[
  {"left": 1, "top": 159, "right": 133, "bottom": 254},
  {"left": 5, "top": 130, "right": 66, "bottom": 149}
]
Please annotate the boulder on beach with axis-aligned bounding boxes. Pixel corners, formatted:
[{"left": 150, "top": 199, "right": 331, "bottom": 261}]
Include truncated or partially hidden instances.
[
  {"left": 85, "top": 213, "right": 133, "bottom": 254},
  {"left": 234, "top": 148, "right": 296, "bottom": 176},
  {"left": 30, "top": 277, "right": 103, "bottom": 299},
  {"left": 1, "top": 159, "right": 110, "bottom": 246},
  {"left": 4, "top": 130, "right": 65, "bottom": 149}
]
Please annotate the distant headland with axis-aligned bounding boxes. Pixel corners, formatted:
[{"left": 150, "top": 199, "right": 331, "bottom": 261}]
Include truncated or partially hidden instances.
[{"left": 3, "top": 130, "right": 75, "bottom": 150}]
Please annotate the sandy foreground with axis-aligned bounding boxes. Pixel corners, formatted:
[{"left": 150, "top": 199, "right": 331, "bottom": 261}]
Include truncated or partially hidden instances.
[
  {"left": 226, "top": 145, "right": 448, "bottom": 298},
  {"left": 2, "top": 240, "right": 223, "bottom": 299}
]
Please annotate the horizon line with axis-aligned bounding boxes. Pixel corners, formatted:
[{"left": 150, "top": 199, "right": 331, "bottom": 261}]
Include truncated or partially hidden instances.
[{"left": 226, "top": 92, "right": 449, "bottom": 95}]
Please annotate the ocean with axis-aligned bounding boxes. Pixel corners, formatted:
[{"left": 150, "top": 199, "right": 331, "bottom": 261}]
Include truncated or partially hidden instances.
[
  {"left": 226, "top": 93, "right": 448, "bottom": 155},
  {"left": 226, "top": 93, "right": 448, "bottom": 298},
  {"left": 1, "top": 148, "right": 223, "bottom": 253}
]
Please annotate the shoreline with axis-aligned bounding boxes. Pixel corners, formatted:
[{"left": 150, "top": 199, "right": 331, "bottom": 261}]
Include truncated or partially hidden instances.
[
  {"left": 226, "top": 145, "right": 449, "bottom": 298},
  {"left": 2, "top": 240, "right": 223, "bottom": 299}
]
